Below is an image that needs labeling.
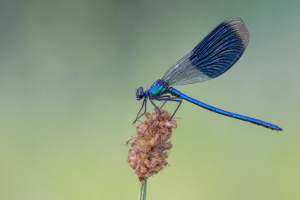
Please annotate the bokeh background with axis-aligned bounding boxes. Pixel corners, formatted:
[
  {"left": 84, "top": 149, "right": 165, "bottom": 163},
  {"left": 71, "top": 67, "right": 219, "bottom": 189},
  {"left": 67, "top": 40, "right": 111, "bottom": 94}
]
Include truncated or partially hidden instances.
[{"left": 1, "top": 0, "right": 299, "bottom": 199}]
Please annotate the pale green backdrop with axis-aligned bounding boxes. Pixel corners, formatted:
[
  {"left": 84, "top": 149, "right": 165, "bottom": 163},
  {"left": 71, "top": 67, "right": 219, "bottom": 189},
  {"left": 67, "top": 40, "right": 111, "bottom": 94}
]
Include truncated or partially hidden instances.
[{"left": 0, "top": 0, "right": 299, "bottom": 200}]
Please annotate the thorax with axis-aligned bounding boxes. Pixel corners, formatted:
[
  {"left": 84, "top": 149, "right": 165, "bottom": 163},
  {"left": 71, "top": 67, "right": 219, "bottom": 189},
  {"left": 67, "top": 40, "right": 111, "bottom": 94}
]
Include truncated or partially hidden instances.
[{"left": 146, "top": 79, "right": 169, "bottom": 97}]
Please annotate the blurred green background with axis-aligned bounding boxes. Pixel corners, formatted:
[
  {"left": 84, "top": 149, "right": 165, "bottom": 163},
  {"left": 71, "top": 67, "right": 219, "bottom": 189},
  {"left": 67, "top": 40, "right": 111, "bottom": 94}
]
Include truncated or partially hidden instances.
[{"left": 1, "top": 0, "right": 299, "bottom": 199}]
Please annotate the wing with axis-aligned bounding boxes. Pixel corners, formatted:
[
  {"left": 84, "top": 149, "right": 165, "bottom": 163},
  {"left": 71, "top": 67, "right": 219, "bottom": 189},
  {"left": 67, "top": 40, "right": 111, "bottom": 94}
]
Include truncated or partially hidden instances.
[{"left": 162, "top": 17, "right": 250, "bottom": 86}]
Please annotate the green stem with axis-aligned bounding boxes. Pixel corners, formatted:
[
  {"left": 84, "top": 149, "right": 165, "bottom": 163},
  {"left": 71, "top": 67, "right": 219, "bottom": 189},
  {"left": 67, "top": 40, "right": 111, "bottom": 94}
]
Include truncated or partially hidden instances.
[{"left": 139, "top": 179, "right": 147, "bottom": 200}]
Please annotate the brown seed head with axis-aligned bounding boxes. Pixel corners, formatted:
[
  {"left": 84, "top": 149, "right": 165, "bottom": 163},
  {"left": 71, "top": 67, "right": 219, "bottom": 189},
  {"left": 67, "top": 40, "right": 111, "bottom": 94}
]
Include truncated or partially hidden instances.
[{"left": 127, "top": 109, "right": 177, "bottom": 184}]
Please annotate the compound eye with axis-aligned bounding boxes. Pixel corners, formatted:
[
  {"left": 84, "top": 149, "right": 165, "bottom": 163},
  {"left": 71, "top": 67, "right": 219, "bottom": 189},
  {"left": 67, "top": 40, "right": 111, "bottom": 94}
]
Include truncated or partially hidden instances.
[{"left": 136, "top": 87, "right": 144, "bottom": 100}]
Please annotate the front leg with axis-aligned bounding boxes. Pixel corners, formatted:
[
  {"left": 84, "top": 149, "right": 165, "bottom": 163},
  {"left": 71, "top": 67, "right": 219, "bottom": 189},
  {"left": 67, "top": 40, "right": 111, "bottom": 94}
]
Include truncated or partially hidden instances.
[{"left": 133, "top": 98, "right": 147, "bottom": 124}]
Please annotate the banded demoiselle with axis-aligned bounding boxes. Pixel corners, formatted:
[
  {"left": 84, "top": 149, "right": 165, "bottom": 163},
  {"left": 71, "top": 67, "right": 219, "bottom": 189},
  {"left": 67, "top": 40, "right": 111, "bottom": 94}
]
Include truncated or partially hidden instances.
[{"left": 134, "top": 17, "right": 282, "bottom": 131}]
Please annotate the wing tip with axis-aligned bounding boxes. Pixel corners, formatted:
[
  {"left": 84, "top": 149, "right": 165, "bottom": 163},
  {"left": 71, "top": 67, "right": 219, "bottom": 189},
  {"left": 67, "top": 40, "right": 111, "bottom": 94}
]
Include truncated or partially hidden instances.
[{"left": 223, "top": 17, "right": 250, "bottom": 48}]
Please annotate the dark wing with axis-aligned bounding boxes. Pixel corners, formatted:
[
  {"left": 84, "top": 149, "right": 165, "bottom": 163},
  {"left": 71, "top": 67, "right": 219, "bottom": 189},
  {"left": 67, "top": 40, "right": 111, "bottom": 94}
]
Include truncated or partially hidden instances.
[{"left": 162, "top": 17, "right": 250, "bottom": 86}]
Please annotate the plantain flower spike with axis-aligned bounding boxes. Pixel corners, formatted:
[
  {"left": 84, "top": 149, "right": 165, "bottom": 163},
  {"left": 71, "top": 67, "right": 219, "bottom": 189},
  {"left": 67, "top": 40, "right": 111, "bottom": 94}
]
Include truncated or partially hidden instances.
[{"left": 127, "top": 109, "right": 177, "bottom": 184}]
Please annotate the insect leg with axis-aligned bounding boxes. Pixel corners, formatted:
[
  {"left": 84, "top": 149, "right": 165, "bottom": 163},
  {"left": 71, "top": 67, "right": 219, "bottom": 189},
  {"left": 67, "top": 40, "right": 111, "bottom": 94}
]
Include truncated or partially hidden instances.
[{"left": 133, "top": 98, "right": 147, "bottom": 124}]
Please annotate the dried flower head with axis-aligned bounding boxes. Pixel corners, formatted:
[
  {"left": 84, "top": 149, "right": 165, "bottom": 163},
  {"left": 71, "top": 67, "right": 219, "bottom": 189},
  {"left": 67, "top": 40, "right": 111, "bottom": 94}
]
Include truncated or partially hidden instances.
[{"left": 127, "top": 109, "right": 177, "bottom": 184}]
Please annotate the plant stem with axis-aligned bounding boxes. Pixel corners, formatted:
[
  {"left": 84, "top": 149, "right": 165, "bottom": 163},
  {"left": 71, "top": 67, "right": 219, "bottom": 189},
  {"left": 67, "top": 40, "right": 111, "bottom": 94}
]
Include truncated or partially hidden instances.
[{"left": 139, "top": 179, "right": 147, "bottom": 200}]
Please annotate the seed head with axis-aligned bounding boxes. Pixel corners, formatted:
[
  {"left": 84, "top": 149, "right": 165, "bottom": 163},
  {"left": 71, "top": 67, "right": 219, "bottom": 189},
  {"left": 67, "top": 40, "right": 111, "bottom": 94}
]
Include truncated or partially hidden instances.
[{"left": 127, "top": 109, "right": 177, "bottom": 184}]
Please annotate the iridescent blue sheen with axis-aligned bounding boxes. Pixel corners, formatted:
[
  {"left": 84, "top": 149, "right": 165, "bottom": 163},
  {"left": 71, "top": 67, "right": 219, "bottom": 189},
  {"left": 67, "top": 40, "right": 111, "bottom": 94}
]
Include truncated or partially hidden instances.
[{"left": 135, "top": 17, "right": 282, "bottom": 131}]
